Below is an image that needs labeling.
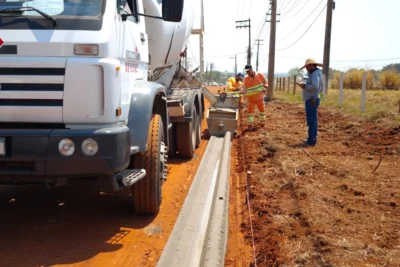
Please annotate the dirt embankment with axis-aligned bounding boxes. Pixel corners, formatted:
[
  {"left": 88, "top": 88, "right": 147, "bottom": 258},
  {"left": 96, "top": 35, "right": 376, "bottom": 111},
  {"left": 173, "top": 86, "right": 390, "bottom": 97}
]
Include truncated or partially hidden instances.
[{"left": 227, "top": 99, "right": 400, "bottom": 266}]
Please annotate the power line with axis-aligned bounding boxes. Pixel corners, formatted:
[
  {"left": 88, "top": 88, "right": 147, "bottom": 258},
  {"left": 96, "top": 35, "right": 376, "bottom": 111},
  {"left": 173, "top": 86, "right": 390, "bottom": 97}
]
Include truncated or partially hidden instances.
[
  {"left": 277, "top": 0, "right": 288, "bottom": 12},
  {"left": 265, "top": 54, "right": 400, "bottom": 63},
  {"left": 332, "top": 57, "right": 400, "bottom": 63},
  {"left": 236, "top": 0, "right": 240, "bottom": 20},
  {"left": 281, "top": 0, "right": 306, "bottom": 18},
  {"left": 252, "top": 0, "right": 271, "bottom": 39},
  {"left": 282, "top": 0, "right": 303, "bottom": 14},
  {"left": 251, "top": 6, "right": 271, "bottom": 51},
  {"left": 278, "top": 0, "right": 293, "bottom": 13},
  {"left": 207, "top": 51, "right": 247, "bottom": 60},
  {"left": 277, "top": 0, "right": 325, "bottom": 42},
  {"left": 240, "top": 0, "right": 246, "bottom": 19},
  {"left": 276, "top": 3, "right": 327, "bottom": 51},
  {"left": 281, "top": 0, "right": 311, "bottom": 21},
  {"left": 187, "top": 40, "right": 199, "bottom": 66},
  {"left": 246, "top": 0, "right": 253, "bottom": 18}
]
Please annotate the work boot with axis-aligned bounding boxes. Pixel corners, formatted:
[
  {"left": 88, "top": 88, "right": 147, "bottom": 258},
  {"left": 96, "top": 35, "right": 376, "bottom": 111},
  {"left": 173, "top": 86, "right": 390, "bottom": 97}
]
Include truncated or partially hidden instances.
[{"left": 301, "top": 141, "right": 316, "bottom": 147}]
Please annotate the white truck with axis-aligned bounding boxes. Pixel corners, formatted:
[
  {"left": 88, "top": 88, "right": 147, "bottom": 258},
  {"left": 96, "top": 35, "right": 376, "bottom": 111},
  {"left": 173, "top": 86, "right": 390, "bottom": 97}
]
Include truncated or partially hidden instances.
[{"left": 0, "top": 0, "right": 204, "bottom": 214}]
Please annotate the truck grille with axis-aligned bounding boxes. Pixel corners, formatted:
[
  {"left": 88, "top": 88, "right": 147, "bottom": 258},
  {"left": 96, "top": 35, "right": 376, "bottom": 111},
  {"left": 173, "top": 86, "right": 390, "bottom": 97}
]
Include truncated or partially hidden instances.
[
  {"left": 0, "top": 123, "right": 66, "bottom": 129},
  {"left": 0, "top": 68, "right": 65, "bottom": 76},
  {"left": 0, "top": 161, "right": 36, "bottom": 172},
  {"left": 0, "top": 66, "right": 65, "bottom": 123},
  {"left": 0, "top": 83, "right": 64, "bottom": 91}
]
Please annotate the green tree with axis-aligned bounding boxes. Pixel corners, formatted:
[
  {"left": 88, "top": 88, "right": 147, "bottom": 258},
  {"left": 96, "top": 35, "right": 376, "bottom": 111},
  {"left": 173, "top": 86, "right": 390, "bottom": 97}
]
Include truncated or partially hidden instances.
[
  {"left": 381, "top": 63, "right": 400, "bottom": 73},
  {"left": 287, "top": 67, "right": 305, "bottom": 78}
]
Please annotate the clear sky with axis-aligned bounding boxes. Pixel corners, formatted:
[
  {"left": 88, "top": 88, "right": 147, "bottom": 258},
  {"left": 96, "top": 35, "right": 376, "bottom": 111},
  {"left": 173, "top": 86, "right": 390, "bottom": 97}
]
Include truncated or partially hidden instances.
[{"left": 188, "top": 0, "right": 400, "bottom": 74}]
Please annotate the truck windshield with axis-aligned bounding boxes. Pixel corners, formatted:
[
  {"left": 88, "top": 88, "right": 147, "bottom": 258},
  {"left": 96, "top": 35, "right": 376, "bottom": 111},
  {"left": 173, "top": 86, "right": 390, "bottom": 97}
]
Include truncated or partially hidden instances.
[{"left": 0, "top": 0, "right": 105, "bottom": 30}]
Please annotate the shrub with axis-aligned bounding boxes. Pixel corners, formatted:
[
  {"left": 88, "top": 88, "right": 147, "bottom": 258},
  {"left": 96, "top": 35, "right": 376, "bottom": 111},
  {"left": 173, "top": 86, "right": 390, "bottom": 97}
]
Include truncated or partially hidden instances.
[
  {"left": 343, "top": 69, "right": 374, "bottom": 89},
  {"left": 379, "top": 70, "right": 400, "bottom": 89}
]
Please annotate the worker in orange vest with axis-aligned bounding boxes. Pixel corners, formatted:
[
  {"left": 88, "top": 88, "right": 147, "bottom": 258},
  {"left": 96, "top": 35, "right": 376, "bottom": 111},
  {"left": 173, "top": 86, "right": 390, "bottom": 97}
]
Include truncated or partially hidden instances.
[
  {"left": 226, "top": 72, "right": 244, "bottom": 105},
  {"left": 241, "top": 64, "right": 268, "bottom": 128}
]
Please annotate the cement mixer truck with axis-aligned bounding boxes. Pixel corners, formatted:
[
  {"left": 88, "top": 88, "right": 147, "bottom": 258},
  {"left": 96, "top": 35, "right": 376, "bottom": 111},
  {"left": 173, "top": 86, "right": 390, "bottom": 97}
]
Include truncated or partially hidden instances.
[{"left": 0, "top": 0, "right": 204, "bottom": 214}]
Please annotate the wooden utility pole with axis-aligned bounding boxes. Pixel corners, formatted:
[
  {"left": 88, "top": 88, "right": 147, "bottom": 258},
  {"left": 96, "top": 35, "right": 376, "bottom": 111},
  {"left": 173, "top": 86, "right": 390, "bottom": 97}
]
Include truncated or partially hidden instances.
[
  {"left": 255, "top": 39, "right": 263, "bottom": 71},
  {"left": 323, "top": 0, "right": 334, "bottom": 95},
  {"left": 191, "top": 0, "right": 205, "bottom": 84},
  {"left": 230, "top": 55, "right": 237, "bottom": 74},
  {"left": 208, "top": 63, "right": 214, "bottom": 82},
  {"left": 267, "top": 0, "right": 277, "bottom": 99},
  {"left": 236, "top": 19, "right": 252, "bottom": 65}
]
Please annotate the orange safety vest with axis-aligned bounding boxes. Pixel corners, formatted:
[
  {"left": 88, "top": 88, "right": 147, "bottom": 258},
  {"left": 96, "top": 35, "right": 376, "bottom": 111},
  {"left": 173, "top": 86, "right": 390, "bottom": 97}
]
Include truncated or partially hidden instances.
[{"left": 243, "top": 72, "right": 268, "bottom": 101}]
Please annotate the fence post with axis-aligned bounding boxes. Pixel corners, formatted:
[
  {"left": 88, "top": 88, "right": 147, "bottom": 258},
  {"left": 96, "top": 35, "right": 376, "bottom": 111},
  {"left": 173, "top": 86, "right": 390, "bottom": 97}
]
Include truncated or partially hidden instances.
[
  {"left": 276, "top": 77, "right": 278, "bottom": 91},
  {"left": 293, "top": 75, "right": 296, "bottom": 94},
  {"left": 287, "top": 77, "right": 290, "bottom": 93},
  {"left": 361, "top": 72, "right": 367, "bottom": 112},
  {"left": 398, "top": 100, "right": 400, "bottom": 115},
  {"left": 279, "top": 77, "right": 281, "bottom": 91},
  {"left": 339, "top": 72, "right": 344, "bottom": 105},
  {"left": 283, "top": 77, "right": 286, "bottom": 92}
]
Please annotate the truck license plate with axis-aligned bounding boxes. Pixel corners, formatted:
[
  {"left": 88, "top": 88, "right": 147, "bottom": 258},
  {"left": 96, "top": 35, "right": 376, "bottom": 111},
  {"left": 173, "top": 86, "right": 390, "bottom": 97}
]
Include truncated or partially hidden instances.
[{"left": 0, "top": 138, "right": 5, "bottom": 156}]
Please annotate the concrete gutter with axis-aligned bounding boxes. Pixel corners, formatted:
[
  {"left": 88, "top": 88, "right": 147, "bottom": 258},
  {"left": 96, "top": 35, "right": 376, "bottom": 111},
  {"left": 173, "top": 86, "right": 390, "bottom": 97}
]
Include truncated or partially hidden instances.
[{"left": 157, "top": 132, "right": 232, "bottom": 267}]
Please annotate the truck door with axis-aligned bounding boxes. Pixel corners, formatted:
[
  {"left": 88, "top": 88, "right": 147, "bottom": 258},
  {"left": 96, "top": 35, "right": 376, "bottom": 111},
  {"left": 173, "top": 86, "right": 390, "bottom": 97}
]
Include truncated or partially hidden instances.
[{"left": 117, "top": 0, "right": 149, "bottom": 120}]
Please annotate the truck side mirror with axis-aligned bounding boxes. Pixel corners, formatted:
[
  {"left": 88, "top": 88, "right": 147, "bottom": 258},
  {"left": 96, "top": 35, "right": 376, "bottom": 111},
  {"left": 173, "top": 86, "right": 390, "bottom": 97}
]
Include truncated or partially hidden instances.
[{"left": 162, "top": 0, "right": 184, "bottom": 22}]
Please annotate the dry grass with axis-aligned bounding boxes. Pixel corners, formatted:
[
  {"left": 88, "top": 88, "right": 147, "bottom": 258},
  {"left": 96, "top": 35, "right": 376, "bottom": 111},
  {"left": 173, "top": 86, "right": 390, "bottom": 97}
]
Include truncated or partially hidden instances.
[{"left": 274, "top": 88, "right": 400, "bottom": 122}]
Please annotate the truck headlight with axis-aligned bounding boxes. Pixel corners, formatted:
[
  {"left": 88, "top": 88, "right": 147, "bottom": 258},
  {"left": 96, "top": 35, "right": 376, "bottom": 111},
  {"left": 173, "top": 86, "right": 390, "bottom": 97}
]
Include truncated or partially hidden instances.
[
  {"left": 82, "top": 138, "right": 98, "bottom": 156},
  {"left": 59, "top": 139, "right": 75, "bottom": 156}
]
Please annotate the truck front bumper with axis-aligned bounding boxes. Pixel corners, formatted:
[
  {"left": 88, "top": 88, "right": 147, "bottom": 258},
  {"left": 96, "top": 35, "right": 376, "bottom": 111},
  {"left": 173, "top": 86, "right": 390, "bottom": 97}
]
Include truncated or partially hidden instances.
[{"left": 0, "top": 126, "right": 130, "bottom": 181}]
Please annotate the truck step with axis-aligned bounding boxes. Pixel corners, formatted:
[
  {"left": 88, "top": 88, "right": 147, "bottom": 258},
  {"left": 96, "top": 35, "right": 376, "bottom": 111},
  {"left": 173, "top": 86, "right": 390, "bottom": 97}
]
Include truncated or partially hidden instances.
[{"left": 115, "top": 169, "right": 147, "bottom": 187}]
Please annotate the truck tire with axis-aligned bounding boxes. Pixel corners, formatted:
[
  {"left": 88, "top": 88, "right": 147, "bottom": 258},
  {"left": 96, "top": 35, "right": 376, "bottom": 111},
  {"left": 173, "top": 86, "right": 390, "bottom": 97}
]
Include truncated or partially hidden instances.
[
  {"left": 176, "top": 108, "right": 197, "bottom": 158},
  {"left": 132, "top": 114, "right": 165, "bottom": 215}
]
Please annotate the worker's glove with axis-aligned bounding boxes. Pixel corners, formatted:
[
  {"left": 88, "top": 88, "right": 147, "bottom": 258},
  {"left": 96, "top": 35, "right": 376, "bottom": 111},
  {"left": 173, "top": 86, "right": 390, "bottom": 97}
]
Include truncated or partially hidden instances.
[{"left": 264, "top": 96, "right": 269, "bottom": 103}]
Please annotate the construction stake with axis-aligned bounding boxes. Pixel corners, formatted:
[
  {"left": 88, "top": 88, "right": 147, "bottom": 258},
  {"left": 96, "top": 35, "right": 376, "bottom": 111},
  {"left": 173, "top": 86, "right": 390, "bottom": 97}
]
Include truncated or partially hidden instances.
[
  {"left": 372, "top": 156, "right": 383, "bottom": 174},
  {"left": 300, "top": 147, "right": 327, "bottom": 168}
]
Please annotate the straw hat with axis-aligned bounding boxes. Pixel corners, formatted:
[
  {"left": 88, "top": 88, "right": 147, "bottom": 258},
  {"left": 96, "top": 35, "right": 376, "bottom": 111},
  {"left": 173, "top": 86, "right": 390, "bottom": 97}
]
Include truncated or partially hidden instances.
[{"left": 300, "top": 58, "right": 324, "bottom": 70}]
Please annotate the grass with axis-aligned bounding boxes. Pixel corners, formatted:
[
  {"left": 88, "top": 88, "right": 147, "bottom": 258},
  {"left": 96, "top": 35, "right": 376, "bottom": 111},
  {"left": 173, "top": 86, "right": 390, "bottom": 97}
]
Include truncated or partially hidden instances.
[{"left": 274, "top": 87, "right": 400, "bottom": 122}]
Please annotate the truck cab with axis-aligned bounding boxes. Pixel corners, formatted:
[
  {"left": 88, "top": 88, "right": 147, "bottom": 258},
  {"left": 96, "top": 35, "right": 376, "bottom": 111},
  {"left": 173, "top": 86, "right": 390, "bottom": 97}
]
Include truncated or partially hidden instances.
[{"left": 0, "top": 0, "right": 204, "bottom": 214}]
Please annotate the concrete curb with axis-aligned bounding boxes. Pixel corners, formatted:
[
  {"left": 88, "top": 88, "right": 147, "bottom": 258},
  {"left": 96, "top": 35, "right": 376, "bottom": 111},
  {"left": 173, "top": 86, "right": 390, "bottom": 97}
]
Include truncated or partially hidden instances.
[{"left": 157, "top": 132, "right": 232, "bottom": 267}]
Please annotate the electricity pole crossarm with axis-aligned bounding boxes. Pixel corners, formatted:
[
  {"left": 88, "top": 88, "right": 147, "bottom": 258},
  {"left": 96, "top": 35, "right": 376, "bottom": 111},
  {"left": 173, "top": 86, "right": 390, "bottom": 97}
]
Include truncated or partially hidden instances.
[{"left": 235, "top": 19, "right": 252, "bottom": 65}]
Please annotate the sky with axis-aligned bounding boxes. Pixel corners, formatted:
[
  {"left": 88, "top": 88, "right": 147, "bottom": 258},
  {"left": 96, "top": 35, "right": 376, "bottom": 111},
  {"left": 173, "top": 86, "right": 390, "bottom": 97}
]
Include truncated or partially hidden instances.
[{"left": 187, "top": 0, "right": 400, "bottom": 74}]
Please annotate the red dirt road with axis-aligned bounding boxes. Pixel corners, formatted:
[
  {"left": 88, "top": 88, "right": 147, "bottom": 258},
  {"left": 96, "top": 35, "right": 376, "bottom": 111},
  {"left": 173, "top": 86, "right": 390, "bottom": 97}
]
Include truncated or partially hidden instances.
[{"left": 0, "top": 89, "right": 216, "bottom": 267}]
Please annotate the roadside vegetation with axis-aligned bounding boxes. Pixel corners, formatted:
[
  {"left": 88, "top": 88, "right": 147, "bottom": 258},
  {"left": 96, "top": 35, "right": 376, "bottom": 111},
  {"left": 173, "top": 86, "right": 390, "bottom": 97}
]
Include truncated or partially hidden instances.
[{"left": 277, "top": 63, "right": 400, "bottom": 123}]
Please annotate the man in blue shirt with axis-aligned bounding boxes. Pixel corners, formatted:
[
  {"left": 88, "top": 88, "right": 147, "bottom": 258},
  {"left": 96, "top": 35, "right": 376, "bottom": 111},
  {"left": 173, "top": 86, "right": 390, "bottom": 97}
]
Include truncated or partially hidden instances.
[{"left": 296, "top": 58, "right": 324, "bottom": 147}]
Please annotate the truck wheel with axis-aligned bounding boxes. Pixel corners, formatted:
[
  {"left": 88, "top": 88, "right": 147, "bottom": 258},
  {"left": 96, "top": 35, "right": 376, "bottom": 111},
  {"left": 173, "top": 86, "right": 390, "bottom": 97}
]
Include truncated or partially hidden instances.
[
  {"left": 195, "top": 108, "right": 202, "bottom": 148},
  {"left": 132, "top": 114, "right": 166, "bottom": 215},
  {"left": 176, "top": 108, "right": 197, "bottom": 158}
]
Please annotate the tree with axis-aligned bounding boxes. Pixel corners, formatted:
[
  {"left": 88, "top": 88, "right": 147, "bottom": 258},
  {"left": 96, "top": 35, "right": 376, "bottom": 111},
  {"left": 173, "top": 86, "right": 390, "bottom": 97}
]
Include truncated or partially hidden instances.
[
  {"left": 287, "top": 67, "right": 305, "bottom": 78},
  {"left": 381, "top": 63, "right": 400, "bottom": 73}
]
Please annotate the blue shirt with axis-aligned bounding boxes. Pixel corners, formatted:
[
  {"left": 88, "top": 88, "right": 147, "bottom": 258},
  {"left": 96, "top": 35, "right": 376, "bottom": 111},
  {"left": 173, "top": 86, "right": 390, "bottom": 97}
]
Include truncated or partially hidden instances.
[{"left": 303, "top": 68, "right": 323, "bottom": 101}]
